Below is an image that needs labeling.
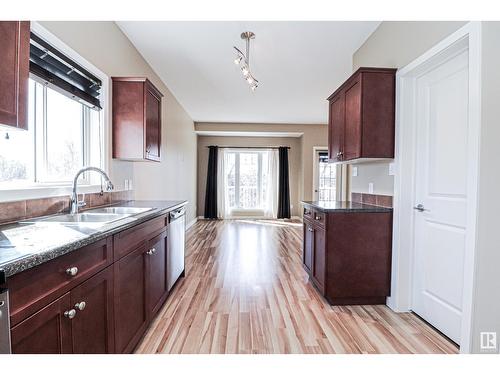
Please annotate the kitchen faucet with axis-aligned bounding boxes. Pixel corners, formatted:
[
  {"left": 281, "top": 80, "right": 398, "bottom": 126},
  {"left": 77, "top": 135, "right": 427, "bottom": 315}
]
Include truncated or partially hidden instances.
[{"left": 70, "top": 166, "right": 114, "bottom": 214}]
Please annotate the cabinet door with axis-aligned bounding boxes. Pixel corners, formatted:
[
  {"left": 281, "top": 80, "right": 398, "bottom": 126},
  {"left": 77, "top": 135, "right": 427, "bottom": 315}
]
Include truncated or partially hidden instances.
[
  {"left": 145, "top": 83, "right": 161, "bottom": 161},
  {"left": 303, "top": 221, "right": 314, "bottom": 274},
  {"left": 70, "top": 266, "right": 114, "bottom": 354},
  {"left": 0, "top": 21, "right": 29, "bottom": 129},
  {"left": 328, "top": 93, "right": 344, "bottom": 162},
  {"left": 312, "top": 227, "right": 326, "bottom": 293},
  {"left": 343, "top": 78, "right": 362, "bottom": 161},
  {"left": 146, "top": 231, "right": 168, "bottom": 317},
  {"left": 114, "top": 244, "right": 148, "bottom": 353},
  {"left": 11, "top": 293, "right": 72, "bottom": 354}
]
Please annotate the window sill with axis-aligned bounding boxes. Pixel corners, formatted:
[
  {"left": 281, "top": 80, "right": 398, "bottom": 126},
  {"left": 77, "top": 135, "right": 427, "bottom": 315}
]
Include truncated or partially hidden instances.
[{"left": 0, "top": 184, "right": 111, "bottom": 203}]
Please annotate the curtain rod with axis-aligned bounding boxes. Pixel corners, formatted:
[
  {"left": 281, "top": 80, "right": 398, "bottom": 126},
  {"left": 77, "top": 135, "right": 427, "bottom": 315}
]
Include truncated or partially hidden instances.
[{"left": 207, "top": 146, "right": 290, "bottom": 149}]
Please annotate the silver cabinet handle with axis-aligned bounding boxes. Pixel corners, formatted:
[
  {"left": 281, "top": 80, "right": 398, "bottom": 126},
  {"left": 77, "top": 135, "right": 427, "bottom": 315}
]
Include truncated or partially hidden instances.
[
  {"left": 64, "top": 309, "right": 77, "bottom": 319},
  {"left": 315, "top": 216, "right": 322, "bottom": 220},
  {"left": 66, "top": 267, "right": 79, "bottom": 276},
  {"left": 75, "top": 301, "right": 86, "bottom": 311},
  {"left": 308, "top": 227, "right": 314, "bottom": 232},
  {"left": 147, "top": 248, "right": 157, "bottom": 255},
  {"left": 413, "top": 204, "right": 429, "bottom": 212}
]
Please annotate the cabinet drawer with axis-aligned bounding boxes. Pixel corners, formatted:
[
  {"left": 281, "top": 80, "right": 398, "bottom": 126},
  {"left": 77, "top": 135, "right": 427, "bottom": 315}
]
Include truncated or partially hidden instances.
[
  {"left": 9, "top": 237, "right": 112, "bottom": 326},
  {"left": 303, "top": 205, "right": 314, "bottom": 220},
  {"left": 113, "top": 215, "right": 167, "bottom": 260},
  {"left": 313, "top": 210, "right": 326, "bottom": 227}
]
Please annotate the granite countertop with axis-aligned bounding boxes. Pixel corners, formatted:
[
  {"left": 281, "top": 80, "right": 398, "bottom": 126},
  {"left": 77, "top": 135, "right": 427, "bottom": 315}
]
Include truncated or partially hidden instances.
[
  {"left": 302, "top": 201, "right": 392, "bottom": 213},
  {"left": 0, "top": 200, "right": 187, "bottom": 278}
]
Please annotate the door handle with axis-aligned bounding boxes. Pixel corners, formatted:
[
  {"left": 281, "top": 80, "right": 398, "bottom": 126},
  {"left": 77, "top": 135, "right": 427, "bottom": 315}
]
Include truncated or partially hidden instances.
[{"left": 413, "top": 204, "right": 429, "bottom": 212}]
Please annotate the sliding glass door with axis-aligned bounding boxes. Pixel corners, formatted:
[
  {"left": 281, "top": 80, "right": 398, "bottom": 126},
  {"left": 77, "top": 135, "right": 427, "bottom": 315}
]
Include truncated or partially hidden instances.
[{"left": 226, "top": 151, "right": 269, "bottom": 210}]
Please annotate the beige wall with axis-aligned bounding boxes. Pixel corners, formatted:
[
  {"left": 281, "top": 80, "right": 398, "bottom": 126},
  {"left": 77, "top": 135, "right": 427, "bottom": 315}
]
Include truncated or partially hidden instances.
[
  {"left": 195, "top": 122, "right": 328, "bottom": 207},
  {"left": 197, "top": 136, "right": 301, "bottom": 217},
  {"left": 39, "top": 21, "right": 198, "bottom": 224},
  {"left": 350, "top": 21, "right": 467, "bottom": 196}
]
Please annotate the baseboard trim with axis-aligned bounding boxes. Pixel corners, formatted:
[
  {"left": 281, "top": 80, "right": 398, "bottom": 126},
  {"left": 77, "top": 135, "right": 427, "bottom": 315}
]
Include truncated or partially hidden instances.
[{"left": 186, "top": 217, "right": 198, "bottom": 230}]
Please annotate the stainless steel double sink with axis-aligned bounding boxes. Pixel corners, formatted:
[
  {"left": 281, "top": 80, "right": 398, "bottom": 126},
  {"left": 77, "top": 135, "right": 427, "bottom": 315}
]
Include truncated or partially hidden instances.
[{"left": 22, "top": 207, "right": 153, "bottom": 228}]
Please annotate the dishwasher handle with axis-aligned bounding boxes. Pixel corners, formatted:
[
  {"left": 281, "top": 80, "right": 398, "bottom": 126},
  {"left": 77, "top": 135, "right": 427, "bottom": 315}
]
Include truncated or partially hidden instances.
[{"left": 170, "top": 207, "right": 185, "bottom": 220}]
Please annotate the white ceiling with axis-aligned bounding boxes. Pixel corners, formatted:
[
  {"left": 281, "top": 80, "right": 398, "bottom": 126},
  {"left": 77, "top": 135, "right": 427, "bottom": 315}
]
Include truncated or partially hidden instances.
[{"left": 117, "top": 21, "right": 380, "bottom": 124}]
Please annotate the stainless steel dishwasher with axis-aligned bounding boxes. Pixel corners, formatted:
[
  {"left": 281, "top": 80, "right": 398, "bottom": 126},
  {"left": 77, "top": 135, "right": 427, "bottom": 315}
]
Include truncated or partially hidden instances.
[
  {"left": 0, "top": 271, "right": 11, "bottom": 354},
  {"left": 167, "top": 207, "right": 185, "bottom": 291}
]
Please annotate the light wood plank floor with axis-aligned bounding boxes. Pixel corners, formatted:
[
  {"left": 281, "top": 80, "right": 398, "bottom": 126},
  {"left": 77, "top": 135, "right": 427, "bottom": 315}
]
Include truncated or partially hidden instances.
[{"left": 136, "top": 219, "right": 458, "bottom": 354}]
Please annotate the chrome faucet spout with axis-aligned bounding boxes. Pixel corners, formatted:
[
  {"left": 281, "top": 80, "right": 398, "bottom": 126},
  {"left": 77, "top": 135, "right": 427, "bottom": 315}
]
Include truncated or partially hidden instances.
[{"left": 70, "top": 167, "right": 114, "bottom": 214}]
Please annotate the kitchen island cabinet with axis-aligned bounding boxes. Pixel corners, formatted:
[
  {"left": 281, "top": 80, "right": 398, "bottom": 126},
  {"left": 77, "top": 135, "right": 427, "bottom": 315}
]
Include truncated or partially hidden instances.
[{"left": 302, "top": 201, "right": 393, "bottom": 305}]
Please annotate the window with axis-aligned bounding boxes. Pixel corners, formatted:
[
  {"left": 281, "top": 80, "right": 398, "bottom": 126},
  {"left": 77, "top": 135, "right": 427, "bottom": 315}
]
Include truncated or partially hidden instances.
[
  {"left": 0, "top": 79, "right": 103, "bottom": 188},
  {"left": 226, "top": 151, "right": 270, "bottom": 210},
  {"left": 317, "top": 151, "right": 337, "bottom": 201}
]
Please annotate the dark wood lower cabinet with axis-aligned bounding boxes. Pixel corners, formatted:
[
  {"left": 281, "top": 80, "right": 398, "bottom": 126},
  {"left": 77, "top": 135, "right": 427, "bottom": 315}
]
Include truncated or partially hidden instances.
[
  {"left": 113, "top": 244, "right": 148, "bottom": 354},
  {"left": 302, "top": 222, "right": 314, "bottom": 273},
  {"left": 147, "top": 231, "right": 168, "bottom": 318},
  {"left": 8, "top": 212, "right": 183, "bottom": 354},
  {"left": 312, "top": 226, "right": 326, "bottom": 294},
  {"left": 302, "top": 204, "right": 392, "bottom": 305},
  {"left": 70, "top": 266, "right": 114, "bottom": 354},
  {"left": 11, "top": 293, "right": 72, "bottom": 354}
]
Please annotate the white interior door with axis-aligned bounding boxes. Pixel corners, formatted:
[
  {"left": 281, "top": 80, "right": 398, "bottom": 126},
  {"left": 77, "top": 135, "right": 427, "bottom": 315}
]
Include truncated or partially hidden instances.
[{"left": 411, "top": 47, "right": 469, "bottom": 345}]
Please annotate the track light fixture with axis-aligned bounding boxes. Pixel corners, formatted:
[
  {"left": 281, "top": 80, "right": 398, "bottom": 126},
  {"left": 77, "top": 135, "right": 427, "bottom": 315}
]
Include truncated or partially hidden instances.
[{"left": 233, "top": 31, "right": 259, "bottom": 91}]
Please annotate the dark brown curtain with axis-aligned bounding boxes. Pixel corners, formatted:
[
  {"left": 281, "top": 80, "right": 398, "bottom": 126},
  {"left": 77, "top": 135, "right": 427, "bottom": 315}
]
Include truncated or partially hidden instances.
[
  {"left": 204, "top": 146, "right": 218, "bottom": 219},
  {"left": 277, "top": 146, "right": 291, "bottom": 219}
]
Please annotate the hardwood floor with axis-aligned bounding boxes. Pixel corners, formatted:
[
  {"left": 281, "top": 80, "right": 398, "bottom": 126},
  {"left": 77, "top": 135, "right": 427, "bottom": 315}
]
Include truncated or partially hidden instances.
[{"left": 136, "top": 219, "right": 458, "bottom": 354}]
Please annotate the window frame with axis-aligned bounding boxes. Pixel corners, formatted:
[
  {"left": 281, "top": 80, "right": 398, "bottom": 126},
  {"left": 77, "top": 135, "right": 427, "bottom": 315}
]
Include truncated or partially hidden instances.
[{"left": 0, "top": 22, "right": 109, "bottom": 203}]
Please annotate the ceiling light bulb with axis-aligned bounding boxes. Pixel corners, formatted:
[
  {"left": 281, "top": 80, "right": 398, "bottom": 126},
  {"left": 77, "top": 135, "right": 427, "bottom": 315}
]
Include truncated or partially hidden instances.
[
  {"left": 251, "top": 84, "right": 257, "bottom": 91},
  {"left": 234, "top": 56, "right": 242, "bottom": 65},
  {"left": 246, "top": 76, "right": 254, "bottom": 84},
  {"left": 241, "top": 67, "right": 249, "bottom": 77}
]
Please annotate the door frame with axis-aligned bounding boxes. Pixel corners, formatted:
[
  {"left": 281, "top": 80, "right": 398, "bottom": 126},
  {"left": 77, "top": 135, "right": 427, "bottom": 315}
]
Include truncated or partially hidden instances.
[
  {"left": 312, "top": 146, "right": 346, "bottom": 201},
  {"left": 390, "top": 22, "right": 481, "bottom": 354}
]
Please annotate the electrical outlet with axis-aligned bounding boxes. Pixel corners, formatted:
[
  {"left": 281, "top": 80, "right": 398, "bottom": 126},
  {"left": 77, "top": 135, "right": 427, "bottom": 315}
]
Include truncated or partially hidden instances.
[
  {"left": 352, "top": 166, "right": 358, "bottom": 177},
  {"left": 368, "top": 183, "right": 374, "bottom": 194}
]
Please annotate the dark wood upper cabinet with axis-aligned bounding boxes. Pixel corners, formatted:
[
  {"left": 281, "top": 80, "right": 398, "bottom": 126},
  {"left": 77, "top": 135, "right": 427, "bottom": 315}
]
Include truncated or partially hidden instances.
[
  {"left": 112, "top": 77, "right": 163, "bottom": 162},
  {"left": 327, "top": 67, "right": 396, "bottom": 162},
  {"left": 0, "top": 21, "right": 30, "bottom": 130}
]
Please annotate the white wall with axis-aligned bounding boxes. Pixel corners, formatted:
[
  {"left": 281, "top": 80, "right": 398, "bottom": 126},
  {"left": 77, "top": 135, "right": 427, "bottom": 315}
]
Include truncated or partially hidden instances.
[
  {"left": 471, "top": 21, "right": 500, "bottom": 353},
  {"left": 39, "top": 21, "right": 198, "bottom": 223}
]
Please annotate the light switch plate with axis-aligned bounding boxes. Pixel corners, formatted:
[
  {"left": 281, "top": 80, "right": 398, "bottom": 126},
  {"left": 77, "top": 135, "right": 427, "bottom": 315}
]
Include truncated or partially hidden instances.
[
  {"left": 389, "top": 162, "right": 395, "bottom": 176},
  {"left": 368, "top": 183, "right": 374, "bottom": 194},
  {"left": 352, "top": 166, "right": 358, "bottom": 177}
]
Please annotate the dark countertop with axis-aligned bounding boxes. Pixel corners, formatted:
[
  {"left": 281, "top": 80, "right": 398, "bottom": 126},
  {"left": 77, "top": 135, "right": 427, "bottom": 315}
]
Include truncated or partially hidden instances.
[
  {"left": 302, "top": 201, "right": 393, "bottom": 213},
  {"left": 0, "top": 200, "right": 187, "bottom": 278}
]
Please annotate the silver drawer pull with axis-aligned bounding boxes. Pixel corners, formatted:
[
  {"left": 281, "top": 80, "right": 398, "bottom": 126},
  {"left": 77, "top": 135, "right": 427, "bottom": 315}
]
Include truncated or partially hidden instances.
[
  {"left": 64, "top": 309, "right": 77, "bottom": 319},
  {"left": 147, "top": 248, "right": 157, "bottom": 255},
  {"left": 75, "top": 301, "right": 86, "bottom": 311},
  {"left": 66, "top": 267, "right": 79, "bottom": 276},
  {"left": 308, "top": 227, "right": 314, "bottom": 232},
  {"left": 315, "top": 216, "right": 322, "bottom": 220}
]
